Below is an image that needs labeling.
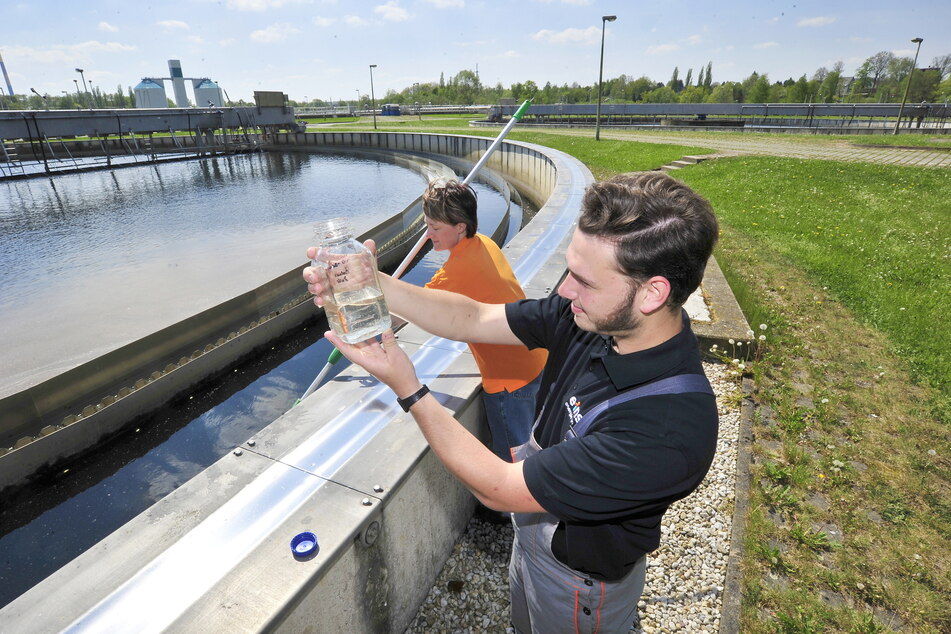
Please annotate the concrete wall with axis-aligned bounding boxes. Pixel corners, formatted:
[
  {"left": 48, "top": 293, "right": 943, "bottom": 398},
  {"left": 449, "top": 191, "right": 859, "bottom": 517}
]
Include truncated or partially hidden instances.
[{"left": 0, "top": 133, "right": 593, "bottom": 633}]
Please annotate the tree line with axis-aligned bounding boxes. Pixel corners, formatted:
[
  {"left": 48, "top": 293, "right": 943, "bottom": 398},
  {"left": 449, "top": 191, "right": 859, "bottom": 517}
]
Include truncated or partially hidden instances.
[
  {"left": 347, "top": 50, "right": 951, "bottom": 109},
  {"left": 3, "top": 49, "right": 949, "bottom": 112}
]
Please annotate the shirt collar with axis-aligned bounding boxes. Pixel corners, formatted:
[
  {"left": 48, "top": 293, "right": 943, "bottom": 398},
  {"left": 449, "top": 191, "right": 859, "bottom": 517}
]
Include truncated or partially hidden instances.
[{"left": 595, "top": 310, "right": 696, "bottom": 390}]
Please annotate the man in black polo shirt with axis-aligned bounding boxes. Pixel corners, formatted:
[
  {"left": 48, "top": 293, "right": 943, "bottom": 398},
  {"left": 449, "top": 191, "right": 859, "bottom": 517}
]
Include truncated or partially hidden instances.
[{"left": 304, "top": 171, "right": 720, "bottom": 633}]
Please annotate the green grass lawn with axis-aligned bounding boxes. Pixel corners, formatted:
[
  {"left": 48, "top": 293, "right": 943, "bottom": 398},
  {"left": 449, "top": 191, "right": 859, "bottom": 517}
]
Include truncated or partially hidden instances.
[
  {"left": 673, "top": 157, "right": 950, "bottom": 633},
  {"left": 680, "top": 157, "right": 950, "bottom": 400}
]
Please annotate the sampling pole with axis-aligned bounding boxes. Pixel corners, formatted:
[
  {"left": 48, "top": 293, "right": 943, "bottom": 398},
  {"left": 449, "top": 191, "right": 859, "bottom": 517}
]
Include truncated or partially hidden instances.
[{"left": 294, "top": 98, "right": 532, "bottom": 406}]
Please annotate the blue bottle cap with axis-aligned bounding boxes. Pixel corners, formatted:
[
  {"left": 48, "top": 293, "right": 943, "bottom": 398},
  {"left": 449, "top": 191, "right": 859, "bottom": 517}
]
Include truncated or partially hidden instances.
[{"left": 290, "top": 531, "right": 318, "bottom": 559}]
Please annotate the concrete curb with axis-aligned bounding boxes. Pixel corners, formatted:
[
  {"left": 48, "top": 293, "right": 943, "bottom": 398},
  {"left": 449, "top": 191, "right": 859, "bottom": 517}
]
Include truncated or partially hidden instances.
[
  {"left": 719, "top": 377, "right": 755, "bottom": 633},
  {"left": 694, "top": 255, "right": 753, "bottom": 349}
]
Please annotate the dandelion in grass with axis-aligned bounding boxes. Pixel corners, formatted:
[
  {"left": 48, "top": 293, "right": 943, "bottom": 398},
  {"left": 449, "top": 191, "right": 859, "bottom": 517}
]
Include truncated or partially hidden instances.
[
  {"left": 759, "top": 335, "right": 767, "bottom": 341},
  {"left": 759, "top": 324, "right": 767, "bottom": 330},
  {"left": 821, "top": 398, "right": 829, "bottom": 404}
]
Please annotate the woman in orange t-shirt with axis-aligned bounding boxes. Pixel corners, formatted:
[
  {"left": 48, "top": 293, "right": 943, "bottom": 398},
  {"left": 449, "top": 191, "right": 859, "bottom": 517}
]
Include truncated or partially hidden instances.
[{"left": 421, "top": 179, "right": 547, "bottom": 462}]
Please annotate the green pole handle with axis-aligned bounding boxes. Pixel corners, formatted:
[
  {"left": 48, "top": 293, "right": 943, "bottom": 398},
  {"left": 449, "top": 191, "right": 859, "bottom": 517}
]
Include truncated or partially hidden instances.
[
  {"left": 512, "top": 98, "right": 532, "bottom": 122},
  {"left": 327, "top": 347, "right": 343, "bottom": 365}
]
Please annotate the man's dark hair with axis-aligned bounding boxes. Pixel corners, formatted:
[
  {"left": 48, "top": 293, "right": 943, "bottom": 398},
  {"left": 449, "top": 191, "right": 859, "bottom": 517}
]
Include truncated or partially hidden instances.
[
  {"left": 578, "top": 171, "right": 719, "bottom": 308},
  {"left": 422, "top": 178, "right": 478, "bottom": 238}
]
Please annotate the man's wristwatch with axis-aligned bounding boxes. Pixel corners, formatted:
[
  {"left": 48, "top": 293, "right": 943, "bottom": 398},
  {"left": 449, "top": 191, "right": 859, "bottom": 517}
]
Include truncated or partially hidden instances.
[{"left": 397, "top": 384, "right": 430, "bottom": 412}]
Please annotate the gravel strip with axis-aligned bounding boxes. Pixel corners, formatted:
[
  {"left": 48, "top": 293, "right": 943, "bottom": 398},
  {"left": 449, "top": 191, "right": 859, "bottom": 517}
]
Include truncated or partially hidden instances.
[{"left": 405, "top": 361, "right": 740, "bottom": 633}]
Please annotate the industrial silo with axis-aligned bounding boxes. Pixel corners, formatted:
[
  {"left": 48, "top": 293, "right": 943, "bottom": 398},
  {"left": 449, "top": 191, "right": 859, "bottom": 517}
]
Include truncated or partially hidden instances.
[
  {"left": 193, "top": 78, "right": 224, "bottom": 107},
  {"left": 168, "top": 59, "right": 189, "bottom": 107},
  {"left": 133, "top": 78, "right": 168, "bottom": 108}
]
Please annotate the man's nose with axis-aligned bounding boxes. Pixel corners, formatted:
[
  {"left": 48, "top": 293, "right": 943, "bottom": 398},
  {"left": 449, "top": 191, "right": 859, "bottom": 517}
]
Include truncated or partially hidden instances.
[{"left": 557, "top": 276, "right": 575, "bottom": 299}]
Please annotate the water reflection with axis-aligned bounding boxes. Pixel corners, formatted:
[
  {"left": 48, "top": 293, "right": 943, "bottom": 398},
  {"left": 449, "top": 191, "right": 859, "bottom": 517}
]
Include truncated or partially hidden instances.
[{"left": 0, "top": 152, "right": 428, "bottom": 397}]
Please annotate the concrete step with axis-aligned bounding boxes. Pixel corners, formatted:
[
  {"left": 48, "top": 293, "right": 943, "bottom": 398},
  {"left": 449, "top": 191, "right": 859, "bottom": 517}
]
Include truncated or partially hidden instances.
[
  {"left": 660, "top": 164, "right": 682, "bottom": 172},
  {"left": 670, "top": 160, "right": 696, "bottom": 168}
]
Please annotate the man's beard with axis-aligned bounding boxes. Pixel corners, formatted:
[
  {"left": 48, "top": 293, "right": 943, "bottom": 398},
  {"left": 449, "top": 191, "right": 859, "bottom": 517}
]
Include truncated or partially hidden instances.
[{"left": 584, "top": 282, "right": 642, "bottom": 336}]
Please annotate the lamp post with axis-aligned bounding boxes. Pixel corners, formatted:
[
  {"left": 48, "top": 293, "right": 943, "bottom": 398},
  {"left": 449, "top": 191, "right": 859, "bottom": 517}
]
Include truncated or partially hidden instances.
[
  {"left": 75, "top": 68, "right": 90, "bottom": 109},
  {"left": 30, "top": 87, "right": 50, "bottom": 110},
  {"left": 413, "top": 82, "right": 421, "bottom": 119},
  {"left": 894, "top": 37, "right": 924, "bottom": 135},
  {"left": 595, "top": 15, "right": 617, "bottom": 141},
  {"left": 368, "top": 64, "right": 378, "bottom": 130}
]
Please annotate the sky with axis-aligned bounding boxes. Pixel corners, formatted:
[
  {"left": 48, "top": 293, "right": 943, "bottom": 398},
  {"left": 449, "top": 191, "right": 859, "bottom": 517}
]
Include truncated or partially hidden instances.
[{"left": 3, "top": 0, "right": 949, "bottom": 104}]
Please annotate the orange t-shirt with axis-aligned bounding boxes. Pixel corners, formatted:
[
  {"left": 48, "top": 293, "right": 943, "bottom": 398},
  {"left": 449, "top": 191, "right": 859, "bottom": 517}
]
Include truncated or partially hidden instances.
[{"left": 425, "top": 234, "right": 548, "bottom": 394}]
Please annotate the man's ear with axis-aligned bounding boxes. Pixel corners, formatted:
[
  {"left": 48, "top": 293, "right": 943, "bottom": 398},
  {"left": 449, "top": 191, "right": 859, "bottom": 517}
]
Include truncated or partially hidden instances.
[{"left": 639, "top": 276, "right": 672, "bottom": 315}]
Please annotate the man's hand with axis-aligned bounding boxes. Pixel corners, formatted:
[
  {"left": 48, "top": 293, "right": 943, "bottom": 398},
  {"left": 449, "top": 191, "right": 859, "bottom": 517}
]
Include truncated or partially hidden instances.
[{"left": 323, "top": 328, "right": 422, "bottom": 399}]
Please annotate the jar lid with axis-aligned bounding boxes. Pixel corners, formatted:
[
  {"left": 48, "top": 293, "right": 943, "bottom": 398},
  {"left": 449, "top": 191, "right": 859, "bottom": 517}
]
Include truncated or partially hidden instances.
[{"left": 290, "top": 531, "right": 319, "bottom": 559}]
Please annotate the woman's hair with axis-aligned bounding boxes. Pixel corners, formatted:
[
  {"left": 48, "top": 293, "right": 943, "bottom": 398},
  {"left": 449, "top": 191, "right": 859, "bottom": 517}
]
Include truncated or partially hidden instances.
[
  {"left": 578, "top": 171, "right": 719, "bottom": 308},
  {"left": 422, "top": 178, "right": 478, "bottom": 238}
]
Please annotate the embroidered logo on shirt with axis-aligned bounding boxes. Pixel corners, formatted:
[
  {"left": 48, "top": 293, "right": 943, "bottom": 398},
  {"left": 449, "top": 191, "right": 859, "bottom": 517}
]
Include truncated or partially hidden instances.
[{"left": 564, "top": 396, "right": 583, "bottom": 425}]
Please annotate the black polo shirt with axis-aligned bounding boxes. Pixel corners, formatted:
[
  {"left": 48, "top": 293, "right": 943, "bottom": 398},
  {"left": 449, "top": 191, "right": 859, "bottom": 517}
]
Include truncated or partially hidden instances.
[{"left": 506, "top": 294, "right": 719, "bottom": 581}]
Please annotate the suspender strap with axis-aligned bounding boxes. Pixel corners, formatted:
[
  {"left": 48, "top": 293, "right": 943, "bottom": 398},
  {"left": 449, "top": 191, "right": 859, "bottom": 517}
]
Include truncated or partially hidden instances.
[{"left": 569, "top": 374, "right": 714, "bottom": 440}]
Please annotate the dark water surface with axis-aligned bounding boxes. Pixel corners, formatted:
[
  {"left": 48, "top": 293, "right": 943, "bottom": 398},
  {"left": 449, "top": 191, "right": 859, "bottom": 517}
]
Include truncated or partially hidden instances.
[{"left": 0, "top": 151, "right": 518, "bottom": 609}]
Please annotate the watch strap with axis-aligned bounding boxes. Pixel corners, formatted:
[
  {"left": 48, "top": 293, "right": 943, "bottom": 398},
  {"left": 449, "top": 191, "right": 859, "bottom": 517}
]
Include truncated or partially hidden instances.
[{"left": 397, "top": 384, "right": 430, "bottom": 412}]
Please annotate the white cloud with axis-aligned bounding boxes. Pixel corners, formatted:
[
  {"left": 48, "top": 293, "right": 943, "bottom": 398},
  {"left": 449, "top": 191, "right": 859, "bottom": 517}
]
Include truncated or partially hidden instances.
[
  {"left": 343, "top": 15, "right": 369, "bottom": 27},
  {"left": 219, "top": 38, "right": 237, "bottom": 46},
  {"left": 187, "top": 35, "right": 204, "bottom": 44},
  {"left": 98, "top": 21, "right": 118, "bottom": 32},
  {"left": 250, "top": 23, "right": 300, "bottom": 42},
  {"left": 797, "top": 16, "right": 836, "bottom": 27},
  {"left": 498, "top": 50, "right": 520, "bottom": 58},
  {"left": 5, "top": 41, "right": 137, "bottom": 64},
  {"left": 685, "top": 34, "right": 702, "bottom": 46},
  {"left": 646, "top": 43, "right": 679, "bottom": 55},
  {"left": 157, "top": 20, "right": 190, "bottom": 30},
  {"left": 535, "top": 0, "right": 593, "bottom": 5},
  {"left": 313, "top": 16, "right": 336, "bottom": 26},
  {"left": 754, "top": 41, "right": 779, "bottom": 49},
  {"left": 224, "top": 0, "right": 309, "bottom": 10},
  {"left": 423, "top": 0, "right": 464, "bottom": 6},
  {"left": 375, "top": 1, "right": 410, "bottom": 21},
  {"left": 531, "top": 26, "right": 600, "bottom": 46}
]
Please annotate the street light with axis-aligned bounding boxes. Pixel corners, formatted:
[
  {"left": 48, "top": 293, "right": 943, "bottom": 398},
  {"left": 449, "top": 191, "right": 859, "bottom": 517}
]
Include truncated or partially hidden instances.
[
  {"left": 369, "top": 64, "right": 378, "bottom": 130},
  {"left": 595, "top": 15, "right": 617, "bottom": 141},
  {"left": 894, "top": 37, "right": 924, "bottom": 135},
  {"left": 75, "top": 68, "right": 90, "bottom": 109},
  {"left": 30, "top": 87, "right": 50, "bottom": 110},
  {"left": 413, "top": 82, "right": 421, "bottom": 119}
]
